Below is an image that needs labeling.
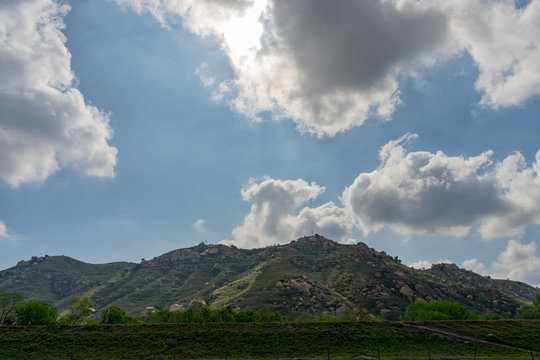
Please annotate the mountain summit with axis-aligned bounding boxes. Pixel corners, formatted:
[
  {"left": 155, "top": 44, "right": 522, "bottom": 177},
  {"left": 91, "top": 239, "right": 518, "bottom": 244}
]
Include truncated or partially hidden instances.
[{"left": 0, "top": 235, "right": 537, "bottom": 319}]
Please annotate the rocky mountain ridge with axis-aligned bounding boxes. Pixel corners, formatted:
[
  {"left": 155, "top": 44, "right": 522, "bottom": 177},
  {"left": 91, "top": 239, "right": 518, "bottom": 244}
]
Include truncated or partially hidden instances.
[{"left": 0, "top": 235, "right": 538, "bottom": 320}]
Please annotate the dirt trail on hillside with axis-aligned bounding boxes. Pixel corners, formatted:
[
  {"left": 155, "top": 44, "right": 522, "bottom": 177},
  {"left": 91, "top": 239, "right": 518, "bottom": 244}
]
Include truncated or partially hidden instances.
[{"left": 399, "top": 322, "right": 539, "bottom": 356}]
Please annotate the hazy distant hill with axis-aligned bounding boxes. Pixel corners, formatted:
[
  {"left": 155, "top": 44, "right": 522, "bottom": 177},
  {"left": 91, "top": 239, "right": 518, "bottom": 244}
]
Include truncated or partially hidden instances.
[{"left": 0, "top": 235, "right": 537, "bottom": 320}]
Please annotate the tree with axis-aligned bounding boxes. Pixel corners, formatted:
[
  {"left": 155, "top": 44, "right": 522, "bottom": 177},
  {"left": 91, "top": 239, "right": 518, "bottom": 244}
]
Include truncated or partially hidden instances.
[
  {"left": 60, "top": 297, "right": 94, "bottom": 325},
  {"left": 402, "top": 299, "right": 474, "bottom": 321},
  {"left": 0, "top": 292, "right": 23, "bottom": 326},
  {"left": 520, "top": 294, "right": 540, "bottom": 319},
  {"left": 100, "top": 305, "right": 135, "bottom": 324},
  {"left": 16, "top": 301, "right": 58, "bottom": 325},
  {"left": 255, "top": 306, "right": 285, "bottom": 322}
]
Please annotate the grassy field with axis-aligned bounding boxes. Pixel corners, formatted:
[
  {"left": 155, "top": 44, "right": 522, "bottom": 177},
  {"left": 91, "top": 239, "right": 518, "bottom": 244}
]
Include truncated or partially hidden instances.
[{"left": 0, "top": 321, "right": 538, "bottom": 359}]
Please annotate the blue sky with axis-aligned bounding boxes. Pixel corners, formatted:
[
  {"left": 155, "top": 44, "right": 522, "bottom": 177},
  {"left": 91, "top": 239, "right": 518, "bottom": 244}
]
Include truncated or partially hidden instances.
[{"left": 1, "top": 0, "right": 540, "bottom": 286}]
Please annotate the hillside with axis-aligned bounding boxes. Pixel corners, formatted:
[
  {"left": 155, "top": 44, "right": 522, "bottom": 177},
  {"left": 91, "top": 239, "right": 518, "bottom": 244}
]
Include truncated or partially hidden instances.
[{"left": 0, "top": 235, "right": 538, "bottom": 320}]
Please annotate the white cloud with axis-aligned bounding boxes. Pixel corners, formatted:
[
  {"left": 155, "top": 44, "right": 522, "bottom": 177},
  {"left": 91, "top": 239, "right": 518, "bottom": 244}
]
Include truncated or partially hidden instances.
[
  {"left": 227, "top": 178, "right": 353, "bottom": 248},
  {"left": 112, "top": 0, "right": 447, "bottom": 136},
  {"left": 409, "top": 260, "right": 431, "bottom": 269},
  {"left": 0, "top": 0, "right": 117, "bottom": 187},
  {"left": 194, "top": 218, "right": 207, "bottom": 232},
  {"left": 463, "top": 240, "right": 540, "bottom": 286},
  {"left": 480, "top": 151, "right": 540, "bottom": 239},
  {"left": 342, "top": 134, "right": 509, "bottom": 237},
  {"left": 0, "top": 221, "right": 10, "bottom": 240},
  {"left": 436, "top": 0, "right": 540, "bottom": 107},
  {"left": 437, "top": 259, "right": 453, "bottom": 264},
  {"left": 113, "top": 0, "right": 253, "bottom": 35},
  {"left": 492, "top": 239, "right": 540, "bottom": 286},
  {"left": 227, "top": 136, "right": 540, "bottom": 248},
  {"left": 227, "top": 0, "right": 448, "bottom": 136},
  {"left": 409, "top": 259, "right": 454, "bottom": 270},
  {"left": 113, "top": 0, "right": 540, "bottom": 136},
  {"left": 0, "top": 220, "right": 18, "bottom": 244},
  {"left": 341, "top": 134, "right": 540, "bottom": 239},
  {"left": 462, "top": 258, "right": 488, "bottom": 275}
]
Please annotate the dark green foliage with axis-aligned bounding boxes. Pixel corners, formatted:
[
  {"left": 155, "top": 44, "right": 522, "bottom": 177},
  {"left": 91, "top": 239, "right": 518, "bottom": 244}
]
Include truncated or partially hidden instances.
[
  {"left": 519, "top": 294, "right": 540, "bottom": 319},
  {"left": 520, "top": 309, "right": 539, "bottom": 319},
  {"left": 144, "top": 305, "right": 285, "bottom": 324},
  {"left": 100, "top": 305, "right": 136, "bottom": 324},
  {"left": 0, "top": 292, "right": 23, "bottom": 325},
  {"left": 402, "top": 299, "right": 475, "bottom": 321},
  {"left": 16, "top": 301, "right": 58, "bottom": 325},
  {"left": 59, "top": 297, "right": 94, "bottom": 325},
  {"left": 480, "top": 312, "right": 509, "bottom": 320}
]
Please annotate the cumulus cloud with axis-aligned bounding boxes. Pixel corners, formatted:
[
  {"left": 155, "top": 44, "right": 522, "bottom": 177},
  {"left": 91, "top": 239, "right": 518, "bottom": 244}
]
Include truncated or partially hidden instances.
[
  {"left": 194, "top": 218, "right": 207, "bottom": 232},
  {"left": 461, "top": 258, "right": 488, "bottom": 275},
  {"left": 0, "top": 0, "right": 117, "bottom": 187},
  {"left": 0, "top": 221, "right": 10, "bottom": 240},
  {"left": 113, "top": 0, "right": 253, "bottom": 35},
  {"left": 113, "top": 0, "right": 540, "bottom": 136},
  {"left": 480, "top": 151, "right": 540, "bottom": 239},
  {"left": 409, "top": 260, "right": 431, "bottom": 270},
  {"left": 227, "top": 136, "right": 540, "bottom": 248},
  {"left": 234, "top": 0, "right": 448, "bottom": 136},
  {"left": 112, "top": 0, "right": 448, "bottom": 136},
  {"left": 227, "top": 178, "right": 353, "bottom": 248},
  {"left": 463, "top": 240, "right": 540, "bottom": 286},
  {"left": 342, "top": 134, "right": 540, "bottom": 238},
  {"left": 409, "top": 259, "right": 456, "bottom": 270},
  {"left": 342, "top": 134, "right": 509, "bottom": 237},
  {"left": 438, "top": 0, "right": 540, "bottom": 107},
  {"left": 492, "top": 239, "right": 540, "bottom": 286}
]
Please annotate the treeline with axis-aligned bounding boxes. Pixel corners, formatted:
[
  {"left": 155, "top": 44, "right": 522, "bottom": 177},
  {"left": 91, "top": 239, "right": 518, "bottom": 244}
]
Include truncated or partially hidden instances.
[
  {"left": 402, "top": 296, "right": 540, "bottom": 321},
  {"left": 0, "top": 292, "right": 285, "bottom": 326},
  {"left": 2, "top": 291, "right": 539, "bottom": 326},
  {"left": 145, "top": 306, "right": 285, "bottom": 324}
]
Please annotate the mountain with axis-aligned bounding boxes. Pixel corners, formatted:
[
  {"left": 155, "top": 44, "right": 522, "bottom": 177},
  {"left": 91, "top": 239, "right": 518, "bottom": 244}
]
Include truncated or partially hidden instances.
[{"left": 0, "top": 235, "right": 538, "bottom": 320}]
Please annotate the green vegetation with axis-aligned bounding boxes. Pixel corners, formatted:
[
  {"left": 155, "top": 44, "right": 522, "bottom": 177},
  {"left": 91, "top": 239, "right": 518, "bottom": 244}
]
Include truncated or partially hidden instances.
[
  {"left": 2, "top": 237, "right": 538, "bottom": 320},
  {"left": 520, "top": 294, "right": 540, "bottom": 319},
  {"left": 16, "top": 301, "right": 58, "bottom": 325},
  {"left": 211, "top": 262, "right": 266, "bottom": 308},
  {"left": 402, "top": 298, "right": 540, "bottom": 321},
  {"left": 144, "top": 306, "right": 285, "bottom": 324},
  {"left": 0, "top": 292, "right": 23, "bottom": 325},
  {"left": 58, "top": 297, "right": 94, "bottom": 325},
  {"left": 0, "top": 235, "right": 538, "bottom": 321},
  {"left": 402, "top": 299, "right": 475, "bottom": 321},
  {"left": 100, "top": 305, "right": 136, "bottom": 324},
  {"left": 0, "top": 321, "right": 537, "bottom": 359}
]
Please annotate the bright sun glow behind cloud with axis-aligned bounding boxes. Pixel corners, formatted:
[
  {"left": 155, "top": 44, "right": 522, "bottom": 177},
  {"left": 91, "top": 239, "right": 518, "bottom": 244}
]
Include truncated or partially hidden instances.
[{"left": 217, "top": 0, "right": 265, "bottom": 60}]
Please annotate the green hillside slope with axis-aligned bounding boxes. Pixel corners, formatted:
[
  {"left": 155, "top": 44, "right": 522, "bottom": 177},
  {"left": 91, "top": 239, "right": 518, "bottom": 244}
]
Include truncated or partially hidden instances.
[{"left": 0, "top": 235, "right": 538, "bottom": 320}]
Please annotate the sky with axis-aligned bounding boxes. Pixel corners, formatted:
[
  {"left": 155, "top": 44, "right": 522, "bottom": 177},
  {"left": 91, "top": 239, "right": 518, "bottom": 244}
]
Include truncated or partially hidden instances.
[{"left": 1, "top": 0, "right": 540, "bottom": 286}]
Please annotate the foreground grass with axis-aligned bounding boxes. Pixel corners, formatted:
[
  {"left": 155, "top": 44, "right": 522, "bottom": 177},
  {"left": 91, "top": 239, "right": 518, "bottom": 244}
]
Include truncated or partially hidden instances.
[{"left": 0, "top": 321, "right": 538, "bottom": 359}]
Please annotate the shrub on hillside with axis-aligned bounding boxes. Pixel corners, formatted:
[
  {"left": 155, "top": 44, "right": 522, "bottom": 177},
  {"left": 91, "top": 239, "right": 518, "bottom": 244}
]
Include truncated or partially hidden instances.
[
  {"left": 520, "top": 294, "right": 540, "bottom": 319},
  {"left": 59, "top": 297, "right": 94, "bottom": 325},
  {"left": 402, "top": 299, "right": 475, "bottom": 321},
  {"left": 16, "top": 301, "right": 58, "bottom": 325},
  {"left": 100, "top": 305, "right": 136, "bottom": 324}
]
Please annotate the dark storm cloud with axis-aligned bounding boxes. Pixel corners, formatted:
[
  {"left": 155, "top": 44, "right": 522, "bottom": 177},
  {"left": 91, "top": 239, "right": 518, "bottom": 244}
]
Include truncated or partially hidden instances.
[{"left": 268, "top": 0, "right": 448, "bottom": 94}]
